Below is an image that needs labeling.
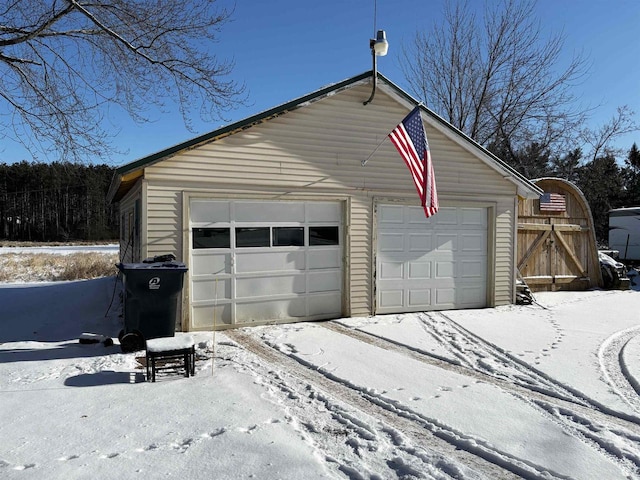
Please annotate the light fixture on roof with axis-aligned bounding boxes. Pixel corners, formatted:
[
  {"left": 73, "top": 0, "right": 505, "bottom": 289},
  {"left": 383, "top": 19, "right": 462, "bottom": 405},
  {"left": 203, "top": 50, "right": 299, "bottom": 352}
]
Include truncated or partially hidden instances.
[
  {"left": 364, "top": 29, "right": 389, "bottom": 105},
  {"left": 372, "top": 29, "right": 388, "bottom": 56}
]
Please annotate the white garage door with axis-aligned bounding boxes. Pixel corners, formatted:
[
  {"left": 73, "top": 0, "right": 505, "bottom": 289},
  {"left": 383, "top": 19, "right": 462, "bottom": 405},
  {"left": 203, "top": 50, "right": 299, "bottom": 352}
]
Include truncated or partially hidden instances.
[
  {"left": 376, "top": 204, "right": 487, "bottom": 314},
  {"left": 189, "top": 200, "right": 342, "bottom": 328}
]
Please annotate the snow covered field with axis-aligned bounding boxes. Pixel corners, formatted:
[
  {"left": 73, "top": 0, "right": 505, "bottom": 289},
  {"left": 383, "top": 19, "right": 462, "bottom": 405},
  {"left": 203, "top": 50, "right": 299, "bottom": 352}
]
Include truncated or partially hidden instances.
[
  {"left": 1, "top": 267, "right": 640, "bottom": 478},
  {"left": 0, "top": 244, "right": 118, "bottom": 255}
]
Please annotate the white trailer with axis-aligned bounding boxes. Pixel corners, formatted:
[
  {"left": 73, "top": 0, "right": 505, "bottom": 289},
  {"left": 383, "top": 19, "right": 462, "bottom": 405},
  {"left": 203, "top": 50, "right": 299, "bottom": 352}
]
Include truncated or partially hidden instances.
[{"left": 609, "top": 207, "right": 640, "bottom": 262}]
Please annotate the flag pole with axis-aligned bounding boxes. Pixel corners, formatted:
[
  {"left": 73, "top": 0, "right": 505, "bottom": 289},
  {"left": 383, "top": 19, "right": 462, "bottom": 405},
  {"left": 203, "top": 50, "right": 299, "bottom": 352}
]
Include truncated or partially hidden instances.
[
  {"left": 362, "top": 104, "right": 425, "bottom": 167},
  {"left": 361, "top": 135, "right": 388, "bottom": 166}
]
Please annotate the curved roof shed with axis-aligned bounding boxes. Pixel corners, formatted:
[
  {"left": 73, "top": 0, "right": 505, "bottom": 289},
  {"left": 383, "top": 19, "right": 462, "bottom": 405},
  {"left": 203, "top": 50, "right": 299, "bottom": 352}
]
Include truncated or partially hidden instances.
[{"left": 517, "top": 177, "right": 602, "bottom": 291}]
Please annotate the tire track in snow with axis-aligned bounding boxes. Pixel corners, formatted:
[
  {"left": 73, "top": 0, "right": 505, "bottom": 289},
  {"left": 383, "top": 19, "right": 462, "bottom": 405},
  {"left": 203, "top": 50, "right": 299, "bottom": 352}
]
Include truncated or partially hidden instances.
[
  {"left": 599, "top": 326, "right": 640, "bottom": 414},
  {"left": 225, "top": 330, "right": 493, "bottom": 480},
  {"left": 322, "top": 319, "right": 640, "bottom": 478},
  {"left": 525, "top": 398, "right": 640, "bottom": 476},
  {"left": 323, "top": 320, "right": 640, "bottom": 432},
  {"left": 227, "top": 329, "right": 572, "bottom": 480},
  {"left": 331, "top": 313, "right": 640, "bottom": 426},
  {"left": 420, "top": 312, "right": 598, "bottom": 408}
]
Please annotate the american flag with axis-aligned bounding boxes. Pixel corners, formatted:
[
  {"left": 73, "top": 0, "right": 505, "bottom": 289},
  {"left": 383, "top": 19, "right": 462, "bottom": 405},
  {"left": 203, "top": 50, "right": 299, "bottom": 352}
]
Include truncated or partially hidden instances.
[
  {"left": 539, "top": 193, "right": 566, "bottom": 212},
  {"left": 388, "top": 107, "right": 439, "bottom": 217}
]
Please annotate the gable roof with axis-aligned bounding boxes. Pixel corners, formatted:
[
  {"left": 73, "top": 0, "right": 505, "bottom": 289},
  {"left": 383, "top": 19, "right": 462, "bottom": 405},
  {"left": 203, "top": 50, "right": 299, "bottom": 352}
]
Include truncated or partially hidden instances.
[{"left": 108, "top": 71, "right": 541, "bottom": 203}]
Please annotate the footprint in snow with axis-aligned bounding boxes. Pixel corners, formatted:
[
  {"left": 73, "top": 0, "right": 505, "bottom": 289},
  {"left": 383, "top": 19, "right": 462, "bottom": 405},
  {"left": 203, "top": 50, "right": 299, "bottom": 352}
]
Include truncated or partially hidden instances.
[
  {"left": 174, "top": 438, "right": 194, "bottom": 451},
  {"left": 135, "top": 443, "right": 159, "bottom": 453},
  {"left": 57, "top": 455, "right": 80, "bottom": 461},
  {"left": 201, "top": 428, "right": 226, "bottom": 438},
  {"left": 238, "top": 425, "right": 258, "bottom": 434}
]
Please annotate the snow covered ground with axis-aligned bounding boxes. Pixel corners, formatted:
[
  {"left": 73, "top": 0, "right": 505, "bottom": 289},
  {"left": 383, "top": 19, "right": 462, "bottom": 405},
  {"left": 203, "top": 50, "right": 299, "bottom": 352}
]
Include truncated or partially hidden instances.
[
  {"left": 1, "top": 268, "right": 640, "bottom": 478},
  {"left": 0, "top": 244, "right": 118, "bottom": 255}
]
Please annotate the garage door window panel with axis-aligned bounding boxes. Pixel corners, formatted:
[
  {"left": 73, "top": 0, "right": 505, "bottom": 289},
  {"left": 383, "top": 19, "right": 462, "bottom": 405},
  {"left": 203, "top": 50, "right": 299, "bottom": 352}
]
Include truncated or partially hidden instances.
[
  {"left": 236, "top": 227, "right": 270, "bottom": 247},
  {"left": 193, "top": 228, "right": 230, "bottom": 249},
  {"left": 309, "top": 226, "right": 340, "bottom": 246},
  {"left": 273, "top": 227, "right": 304, "bottom": 247}
]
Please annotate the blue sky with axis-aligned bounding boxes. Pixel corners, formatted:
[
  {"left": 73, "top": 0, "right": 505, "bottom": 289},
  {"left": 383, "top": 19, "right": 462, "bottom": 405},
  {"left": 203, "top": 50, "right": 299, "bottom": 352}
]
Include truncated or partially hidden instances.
[{"left": 2, "top": 0, "right": 639, "bottom": 165}]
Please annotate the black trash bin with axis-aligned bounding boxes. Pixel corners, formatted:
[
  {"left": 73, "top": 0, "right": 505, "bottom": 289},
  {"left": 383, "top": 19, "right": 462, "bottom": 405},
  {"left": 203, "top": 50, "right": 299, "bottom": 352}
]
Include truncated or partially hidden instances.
[{"left": 117, "top": 258, "right": 188, "bottom": 352}]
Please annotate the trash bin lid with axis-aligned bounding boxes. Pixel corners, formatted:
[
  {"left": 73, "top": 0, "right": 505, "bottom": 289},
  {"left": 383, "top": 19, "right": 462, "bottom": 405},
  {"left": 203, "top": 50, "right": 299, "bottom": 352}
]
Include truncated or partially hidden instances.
[{"left": 116, "top": 261, "right": 188, "bottom": 272}]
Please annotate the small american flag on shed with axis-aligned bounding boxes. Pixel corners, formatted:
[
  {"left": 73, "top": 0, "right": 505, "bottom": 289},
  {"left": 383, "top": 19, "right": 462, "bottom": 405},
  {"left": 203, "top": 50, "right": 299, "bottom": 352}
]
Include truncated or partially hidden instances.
[{"left": 539, "top": 193, "right": 566, "bottom": 212}]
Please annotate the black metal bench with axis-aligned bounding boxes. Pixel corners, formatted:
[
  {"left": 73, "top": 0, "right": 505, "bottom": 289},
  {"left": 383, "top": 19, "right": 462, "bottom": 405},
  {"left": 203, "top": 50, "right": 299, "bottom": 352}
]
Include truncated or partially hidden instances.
[{"left": 145, "top": 336, "right": 195, "bottom": 382}]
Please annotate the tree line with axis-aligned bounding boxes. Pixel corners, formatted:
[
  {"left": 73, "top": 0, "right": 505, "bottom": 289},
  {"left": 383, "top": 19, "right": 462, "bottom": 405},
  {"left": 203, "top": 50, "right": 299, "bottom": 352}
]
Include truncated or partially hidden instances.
[
  {"left": 1, "top": 144, "right": 638, "bottom": 246},
  {"left": 494, "top": 142, "right": 640, "bottom": 244},
  {"left": 0, "top": 161, "right": 118, "bottom": 242}
]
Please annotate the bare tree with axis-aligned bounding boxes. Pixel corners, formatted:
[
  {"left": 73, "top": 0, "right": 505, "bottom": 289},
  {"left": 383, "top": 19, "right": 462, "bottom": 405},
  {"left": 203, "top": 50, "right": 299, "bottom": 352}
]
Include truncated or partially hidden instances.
[
  {"left": 580, "top": 106, "right": 639, "bottom": 163},
  {"left": 400, "top": 0, "right": 589, "bottom": 161},
  {"left": 0, "top": 1, "right": 243, "bottom": 161}
]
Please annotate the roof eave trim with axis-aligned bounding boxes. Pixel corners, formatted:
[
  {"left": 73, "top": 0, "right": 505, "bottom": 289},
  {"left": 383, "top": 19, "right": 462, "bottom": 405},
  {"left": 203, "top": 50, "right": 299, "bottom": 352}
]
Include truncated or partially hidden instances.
[{"left": 106, "top": 172, "right": 122, "bottom": 204}]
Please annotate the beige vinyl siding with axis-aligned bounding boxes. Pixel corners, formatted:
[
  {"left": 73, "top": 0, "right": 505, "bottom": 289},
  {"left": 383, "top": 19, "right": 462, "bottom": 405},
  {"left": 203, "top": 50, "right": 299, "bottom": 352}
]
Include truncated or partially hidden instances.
[
  {"left": 118, "top": 181, "right": 142, "bottom": 263},
  {"left": 347, "top": 194, "right": 373, "bottom": 314},
  {"left": 146, "top": 186, "right": 182, "bottom": 258},
  {"left": 495, "top": 203, "right": 516, "bottom": 305},
  {"left": 142, "top": 83, "right": 519, "bottom": 322}
]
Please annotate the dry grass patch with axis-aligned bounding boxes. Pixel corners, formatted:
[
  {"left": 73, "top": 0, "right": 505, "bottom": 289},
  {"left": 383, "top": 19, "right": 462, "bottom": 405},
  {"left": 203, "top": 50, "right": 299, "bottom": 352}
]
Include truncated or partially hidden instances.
[{"left": 0, "top": 252, "right": 119, "bottom": 282}]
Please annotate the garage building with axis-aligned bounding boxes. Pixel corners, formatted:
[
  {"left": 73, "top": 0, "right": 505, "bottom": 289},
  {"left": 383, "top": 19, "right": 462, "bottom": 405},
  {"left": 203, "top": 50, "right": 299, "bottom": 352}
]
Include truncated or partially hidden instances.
[{"left": 107, "top": 71, "right": 541, "bottom": 331}]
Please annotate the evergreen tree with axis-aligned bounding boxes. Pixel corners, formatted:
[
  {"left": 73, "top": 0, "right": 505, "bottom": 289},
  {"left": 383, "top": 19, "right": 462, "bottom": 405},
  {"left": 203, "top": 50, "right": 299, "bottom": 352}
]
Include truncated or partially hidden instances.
[
  {"left": 0, "top": 162, "right": 117, "bottom": 242},
  {"left": 576, "top": 155, "right": 624, "bottom": 243},
  {"left": 550, "top": 148, "right": 582, "bottom": 184},
  {"left": 488, "top": 140, "right": 552, "bottom": 179},
  {"left": 622, "top": 143, "right": 640, "bottom": 206}
]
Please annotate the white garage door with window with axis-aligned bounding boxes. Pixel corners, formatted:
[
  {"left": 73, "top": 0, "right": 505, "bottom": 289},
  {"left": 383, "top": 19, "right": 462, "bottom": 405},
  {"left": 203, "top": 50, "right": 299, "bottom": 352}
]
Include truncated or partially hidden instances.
[
  {"left": 189, "top": 199, "right": 342, "bottom": 328},
  {"left": 376, "top": 204, "right": 488, "bottom": 314}
]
